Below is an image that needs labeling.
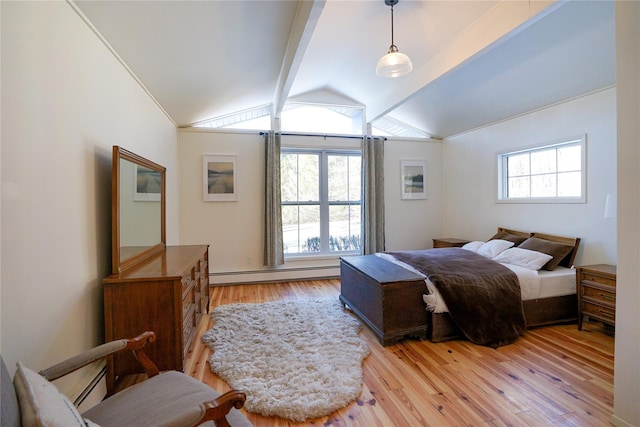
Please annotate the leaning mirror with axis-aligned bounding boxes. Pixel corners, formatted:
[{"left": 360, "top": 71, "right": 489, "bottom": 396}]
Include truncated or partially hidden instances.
[{"left": 112, "top": 146, "right": 166, "bottom": 273}]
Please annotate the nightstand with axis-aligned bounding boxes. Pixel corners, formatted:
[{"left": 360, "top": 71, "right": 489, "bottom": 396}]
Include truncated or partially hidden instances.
[
  {"left": 432, "top": 238, "right": 471, "bottom": 248},
  {"left": 576, "top": 264, "right": 616, "bottom": 331}
]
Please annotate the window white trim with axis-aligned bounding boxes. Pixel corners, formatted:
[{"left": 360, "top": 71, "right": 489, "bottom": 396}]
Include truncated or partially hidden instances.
[
  {"left": 281, "top": 147, "right": 362, "bottom": 257},
  {"left": 496, "top": 134, "right": 587, "bottom": 204}
]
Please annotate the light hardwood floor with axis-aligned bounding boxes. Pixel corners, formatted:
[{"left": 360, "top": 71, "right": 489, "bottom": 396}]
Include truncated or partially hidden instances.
[{"left": 125, "top": 279, "right": 615, "bottom": 426}]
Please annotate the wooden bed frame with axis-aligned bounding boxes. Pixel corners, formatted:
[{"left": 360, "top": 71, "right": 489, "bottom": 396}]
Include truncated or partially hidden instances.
[{"left": 339, "top": 228, "right": 581, "bottom": 346}]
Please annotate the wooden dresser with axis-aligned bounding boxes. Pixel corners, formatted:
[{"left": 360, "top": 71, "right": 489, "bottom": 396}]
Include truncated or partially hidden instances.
[
  {"left": 576, "top": 264, "right": 616, "bottom": 331},
  {"left": 103, "top": 245, "right": 209, "bottom": 393}
]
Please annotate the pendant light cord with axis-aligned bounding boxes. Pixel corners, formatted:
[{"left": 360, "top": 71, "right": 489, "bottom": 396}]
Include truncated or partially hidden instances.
[{"left": 390, "top": 5, "right": 395, "bottom": 47}]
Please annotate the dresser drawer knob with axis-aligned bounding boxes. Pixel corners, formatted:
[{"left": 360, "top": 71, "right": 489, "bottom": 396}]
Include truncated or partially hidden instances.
[
  {"left": 598, "top": 309, "right": 614, "bottom": 319},
  {"left": 599, "top": 293, "right": 615, "bottom": 301}
]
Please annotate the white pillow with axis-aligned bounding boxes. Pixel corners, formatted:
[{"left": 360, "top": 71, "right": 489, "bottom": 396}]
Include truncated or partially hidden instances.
[
  {"left": 13, "top": 361, "right": 89, "bottom": 427},
  {"left": 476, "top": 239, "right": 514, "bottom": 258},
  {"left": 493, "top": 247, "right": 553, "bottom": 270},
  {"left": 461, "top": 241, "right": 484, "bottom": 252}
]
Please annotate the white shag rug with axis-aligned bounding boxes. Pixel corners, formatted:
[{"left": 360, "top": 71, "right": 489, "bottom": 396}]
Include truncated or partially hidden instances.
[{"left": 201, "top": 297, "right": 370, "bottom": 422}]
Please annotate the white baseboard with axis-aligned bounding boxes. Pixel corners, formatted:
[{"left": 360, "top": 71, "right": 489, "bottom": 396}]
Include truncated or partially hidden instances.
[{"left": 609, "top": 414, "right": 635, "bottom": 427}]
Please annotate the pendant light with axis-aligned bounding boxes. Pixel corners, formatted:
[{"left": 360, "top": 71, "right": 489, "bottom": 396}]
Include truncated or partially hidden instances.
[{"left": 376, "top": 0, "right": 413, "bottom": 78}]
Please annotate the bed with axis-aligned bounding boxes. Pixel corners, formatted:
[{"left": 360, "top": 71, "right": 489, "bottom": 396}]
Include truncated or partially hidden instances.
[{"left": 339, "top": 228, "right": 581, "bottom": 347}]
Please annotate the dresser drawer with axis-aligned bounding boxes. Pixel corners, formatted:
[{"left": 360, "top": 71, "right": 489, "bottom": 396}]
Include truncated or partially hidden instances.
[
  {"left": 182, "top": 289, "right": 195, "bottom": 319},
  {"left": 182, "top": 304, "right": 197, "bottom": 356}
]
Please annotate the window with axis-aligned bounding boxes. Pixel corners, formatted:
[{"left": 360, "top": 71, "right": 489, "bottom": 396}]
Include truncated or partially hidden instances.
[
  {"left": 192, "top": 104, "right": 271, "bottom": 130},
  {"left": 371, "top": 115, "right": 431, "bottom": 138},
  {"left": 281, "top": 149, "right": 361, "bottom": 256},
  {"left": 281, "top": 103, "right": 364, "bottom": 135},
  {"left": 497, "top": 135, "right": 586, "bottom": 203}
]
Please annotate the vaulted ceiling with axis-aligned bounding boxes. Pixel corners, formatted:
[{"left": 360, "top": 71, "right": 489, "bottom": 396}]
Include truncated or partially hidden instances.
[{"left": 73, "top": 0, "right": 615, "bottom": 139}]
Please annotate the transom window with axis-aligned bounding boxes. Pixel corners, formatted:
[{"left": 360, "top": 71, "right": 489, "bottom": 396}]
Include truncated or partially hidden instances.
[
  {"left": 281, "top": 149, "right": 361, "bottom": 256},
  {"left": 281, "top": 103, "right": 364, "bottom": 135},
  {"left": 497, "top": 135, "right": 586, "bottom": 203}
]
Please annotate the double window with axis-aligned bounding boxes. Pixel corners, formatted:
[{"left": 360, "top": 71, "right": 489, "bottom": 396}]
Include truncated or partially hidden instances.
[
  {"left": 281, "top": 149, "right": 361, "bottom": 256},
  {"left": 497, "top": 135, "right": 586, "bottom": 203}
]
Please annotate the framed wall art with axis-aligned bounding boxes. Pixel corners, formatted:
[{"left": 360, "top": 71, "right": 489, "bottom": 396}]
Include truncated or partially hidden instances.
[
  {"left": 203, "top": 155, "right": 237, "bottom": 201},
  {"left": 401, "top": 160, "right": 426, "bottom": 200}
]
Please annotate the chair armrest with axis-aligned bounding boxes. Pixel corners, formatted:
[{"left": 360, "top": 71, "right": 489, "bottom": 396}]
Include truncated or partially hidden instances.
[
  {"left": 197, "top": 390, "right": 247, "bottom": 427},
  {"left": 39, "top": 331, "right": 159, "bottom": 381}
]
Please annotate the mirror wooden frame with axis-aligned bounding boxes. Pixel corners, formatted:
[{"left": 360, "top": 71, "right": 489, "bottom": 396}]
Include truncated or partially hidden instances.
[{"left": 112, "top": 146, "right": 166, "bottom": 273}]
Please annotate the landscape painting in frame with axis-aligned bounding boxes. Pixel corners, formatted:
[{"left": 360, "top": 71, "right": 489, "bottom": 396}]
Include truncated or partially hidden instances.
[
  {"left": 401, "top": 160, "right": 426, "bottom": 200},
  {"left": 133, "top": 164, "right": 161, "bottom": 202},
  {"left": 203, "top": 155, "right": 237, "bottom": 201}
]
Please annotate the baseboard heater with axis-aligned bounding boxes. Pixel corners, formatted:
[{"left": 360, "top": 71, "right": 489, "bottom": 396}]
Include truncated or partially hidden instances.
[
  {"left": 210, "top": 265, "right": 340, "bottom": 285},
  {"left": 65, "top": 361, "right": 107, "bottom": 410}
]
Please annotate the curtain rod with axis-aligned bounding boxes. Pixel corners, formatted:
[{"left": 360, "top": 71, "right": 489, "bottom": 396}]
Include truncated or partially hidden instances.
[{"left": 259, "top": 131, "right": 386, "bottom": 141}]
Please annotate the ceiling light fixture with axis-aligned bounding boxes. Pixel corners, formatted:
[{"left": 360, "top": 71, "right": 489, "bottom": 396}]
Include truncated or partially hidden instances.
[{"left": 376, "top": 0, "right": 413, "bottom": 78}]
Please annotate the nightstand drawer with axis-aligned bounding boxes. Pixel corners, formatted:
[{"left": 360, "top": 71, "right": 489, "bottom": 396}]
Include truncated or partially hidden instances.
[
  {"left": 582, "top": 284, "right": 616, "bottom": 305},
  {"left": 582, "top": 301, "right": 615, "bottom": 323},
  {"left": 581, "top": 273, "right": 616, "bottom": 288},
  {"left": 576, "top": 264, "right": 616, "bottom": 331}
]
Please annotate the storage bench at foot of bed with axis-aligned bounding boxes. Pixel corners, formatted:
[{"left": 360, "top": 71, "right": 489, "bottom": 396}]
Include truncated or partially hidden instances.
[{"left": 340, "top": 255, "right": 428, "bottom": 346}]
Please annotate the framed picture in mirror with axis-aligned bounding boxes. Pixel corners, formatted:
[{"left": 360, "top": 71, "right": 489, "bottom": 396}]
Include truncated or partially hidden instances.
[{"left": 133, "top": 164, "right": 162, "bottom": 202}]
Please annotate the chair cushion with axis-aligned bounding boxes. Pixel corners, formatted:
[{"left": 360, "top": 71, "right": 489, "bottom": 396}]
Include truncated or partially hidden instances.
[
  {"left": 1, "top": 356, "right": 21, "bottom": 427},
  {"left": 82, "top": 371, "right": 252, "bottom": 427},
  {"left": 13, "top": 361, "right": 89, "bottom": 427}
]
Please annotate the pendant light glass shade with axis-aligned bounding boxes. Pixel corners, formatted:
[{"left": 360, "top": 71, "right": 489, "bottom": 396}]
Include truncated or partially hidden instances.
[
  {"left": 376, "top": 1, "right": 412, "bottom": 78},
  {"left": 376, "top": 45, "right": 413, "bottom": 78}
]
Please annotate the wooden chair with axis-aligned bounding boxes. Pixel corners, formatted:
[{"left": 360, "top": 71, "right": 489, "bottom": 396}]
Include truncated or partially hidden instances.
[{"left": 3, "top": 331, "right": 252, "bottom": 427}]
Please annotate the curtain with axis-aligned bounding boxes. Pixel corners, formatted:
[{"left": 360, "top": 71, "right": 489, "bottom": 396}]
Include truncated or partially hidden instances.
[
  {"left": 361, "top": 136, "right": 385, "bottom": 254},
  {"left": 263, "top": 131, "right": 284, "bottom": 267}
]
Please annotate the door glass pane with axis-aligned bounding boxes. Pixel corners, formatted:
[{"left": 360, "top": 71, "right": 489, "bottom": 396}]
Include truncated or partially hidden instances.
[
  {"left": 328, "top": 155, "right": 348, "bottom": 201},
  {"left": 298, "top": 154, "right": 319, "bottom": 202},
  {"left": 280, "top": 153, "right": 298, "bottom": 202},
  {"left": 282, "top": 205, "right": 299, "bottom": 254},
  {"left": 299, "top": 205, "right": 320, "bottom": 253},
  {"left": 329, "top": 205, "right": 360, "bottom": 252},
  {"left": 348, "top": 156, "right": 361, "bottom": 201}
]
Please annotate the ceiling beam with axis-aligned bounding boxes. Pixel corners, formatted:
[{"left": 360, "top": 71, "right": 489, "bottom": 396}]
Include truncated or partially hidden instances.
[
  {"left": 272, "top": 0, "right": 326, "bottom": 123},
  {"left": 366, "top": 0, "right": 561, "bottom": 123}
]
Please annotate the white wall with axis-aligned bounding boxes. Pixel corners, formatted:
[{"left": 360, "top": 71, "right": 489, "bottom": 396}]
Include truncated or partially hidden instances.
[
  {"left": 178, "top": 129, "right": 443, "bottom": 283},
  {"left": 0, "top": 0, "right": 178, "bottom": 397},
  {"left": 443, "top": 87, "right": 617, "bottom": 266},
  {"left": 384, "top": 139, "right": 443, "bottom": 251},
  {"left": 178, "top": 129, "right": 266, "bottom": 276},
  {"left": 612, "top": 1, "right": 639, "bottom": 426}
]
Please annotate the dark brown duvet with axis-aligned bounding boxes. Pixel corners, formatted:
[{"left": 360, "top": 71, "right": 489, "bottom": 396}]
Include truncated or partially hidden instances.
[{"left": 387, "top": 248, "right": 526, "bottom": 348}]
